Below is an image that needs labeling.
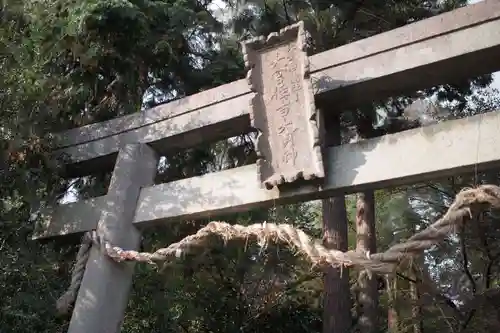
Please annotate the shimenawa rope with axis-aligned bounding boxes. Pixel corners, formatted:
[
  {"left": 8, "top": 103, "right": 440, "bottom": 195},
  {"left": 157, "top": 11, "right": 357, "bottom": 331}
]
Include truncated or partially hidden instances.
[{"left": 56, "top": 184, "right": 500, "bottom": 315}]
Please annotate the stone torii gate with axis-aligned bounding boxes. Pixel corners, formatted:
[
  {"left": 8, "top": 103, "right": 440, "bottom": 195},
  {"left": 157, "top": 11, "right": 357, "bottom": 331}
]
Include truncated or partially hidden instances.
[{"left": 32, "top": 1, "right": 500, "bottom": 332}]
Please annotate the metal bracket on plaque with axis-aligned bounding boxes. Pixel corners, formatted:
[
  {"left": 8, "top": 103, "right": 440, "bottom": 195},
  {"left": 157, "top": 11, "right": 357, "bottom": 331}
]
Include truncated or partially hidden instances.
[{"left": 241, "top": 22, "right": 325, "bottom": 190}]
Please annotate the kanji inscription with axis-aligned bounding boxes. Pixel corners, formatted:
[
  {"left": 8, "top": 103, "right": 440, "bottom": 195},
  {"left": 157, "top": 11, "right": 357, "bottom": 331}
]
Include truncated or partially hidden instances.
[{"left": 241, "top": 22, "right": 324, "bottom": 189}]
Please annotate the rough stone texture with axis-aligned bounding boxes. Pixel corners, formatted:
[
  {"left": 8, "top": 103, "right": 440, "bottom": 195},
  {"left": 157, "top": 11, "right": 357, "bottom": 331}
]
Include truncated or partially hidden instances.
[
  {"left": 133, "top": 110, "right": 500, "bottom": 226},
  {"left": 309, "top": 0, "right": 500, "bottom": 74},
  {"left": 51, "top": 1, "right": 500, "bottom": 174},
  {"left": 54, "top": 79, "right": 249, "bottom": 148},
  {"left": 311, "top": 12, "right": 500, "bottom": 107},
  {"left": 55, "top": 0, "right": 500, "bottom": 152},
  {"left": 241, "top": 21, "right": 324, "bottom": 189},
  {"left": 55, "top": 94, "right": 252, "bottom": 177},
  {"left": 66, "top": 144, "right": 158, "bottom": 333},
  {"left": 32, "top": 196, "right": 105, "bottom": 240},
  {"left": 33, "top": 110, "right": 500, "bottom": 239}
]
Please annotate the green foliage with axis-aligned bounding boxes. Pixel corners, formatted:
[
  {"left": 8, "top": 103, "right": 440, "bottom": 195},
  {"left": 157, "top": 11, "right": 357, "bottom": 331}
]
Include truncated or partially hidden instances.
[{"left": 2, "top": 0, "right": 500, "bottom": 332}]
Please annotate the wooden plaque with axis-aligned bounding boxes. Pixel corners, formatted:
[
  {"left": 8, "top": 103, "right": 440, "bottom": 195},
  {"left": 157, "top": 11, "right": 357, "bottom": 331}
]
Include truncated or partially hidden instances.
[{"left": 241, "top": 22, "right": 324, "bottom": 189}]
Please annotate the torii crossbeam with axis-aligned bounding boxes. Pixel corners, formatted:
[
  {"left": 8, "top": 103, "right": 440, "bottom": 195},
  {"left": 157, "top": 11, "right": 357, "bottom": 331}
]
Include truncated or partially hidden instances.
[{"left": 32, "top": 2, "right": 500, "bottom": 332}]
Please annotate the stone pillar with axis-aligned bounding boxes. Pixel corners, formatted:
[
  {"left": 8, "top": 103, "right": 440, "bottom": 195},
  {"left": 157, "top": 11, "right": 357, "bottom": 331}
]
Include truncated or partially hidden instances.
[{"left": 67, "top": 144, "right": 158, "bottom": 333}]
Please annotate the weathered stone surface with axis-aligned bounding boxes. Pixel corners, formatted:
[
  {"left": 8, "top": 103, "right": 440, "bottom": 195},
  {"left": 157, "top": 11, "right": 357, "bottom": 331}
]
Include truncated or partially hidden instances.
[
  {"left": 51, "top": 1, "right": 500, "bottom": 172},
  {"left": 34, "top": 110, "right": 500, "bottom": 239},
  {"left": 30, "top": 5, "right": 500, "bottom": 333},
  {"left": 66, "top": 144, "right": 159, "bottom": 333},
  {"left": 54, "top": 79, "right": 249, "bottom": 148},
  {"left": 241, "top": 22, "right": 324, "bottom": 189}
]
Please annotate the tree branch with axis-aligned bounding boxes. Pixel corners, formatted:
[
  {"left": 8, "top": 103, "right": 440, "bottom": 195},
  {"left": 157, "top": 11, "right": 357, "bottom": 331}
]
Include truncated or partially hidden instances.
[
  {"left": 459, "top": 225, "right": 476, "bottom": 294},
  {"left": 396, "top": 271, "right": 462, "bottom": 317},
  {"left": 477, "top": 211, "right": 496, "bottom": 289},
  {"left": 460, "top": 309, "right": 476, "bottom": 332}
]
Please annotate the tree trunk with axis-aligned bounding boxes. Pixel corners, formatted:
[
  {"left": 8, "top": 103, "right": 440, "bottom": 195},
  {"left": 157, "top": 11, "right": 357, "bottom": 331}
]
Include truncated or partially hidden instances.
[
  {"left": 322, "top": 196, "right": 352, "bottom": 333},
  {"left": 356, "top": 191, "right": 379, "bottom": 333},
  {"left": 321, "top": 111, "right": 351, "bottom": 333},
  {"left": 410, "top": 272, "right": 423, "bottom": 333},
  {"left": 387, "top": 276, "right": 399, "bottom": 333},
  {"left": 409, "top": 238, "right": 424, "bottom": 333}
]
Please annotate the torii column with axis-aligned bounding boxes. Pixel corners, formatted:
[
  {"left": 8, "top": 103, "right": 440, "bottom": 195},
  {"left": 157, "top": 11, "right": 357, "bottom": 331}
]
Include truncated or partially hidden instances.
[{"left": 67, "top": 143, "right": 159, "bottom": 333}]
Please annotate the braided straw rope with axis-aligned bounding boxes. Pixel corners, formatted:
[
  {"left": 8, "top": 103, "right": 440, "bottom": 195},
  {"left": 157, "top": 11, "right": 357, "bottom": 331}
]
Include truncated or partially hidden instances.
[
  {"left": 56, "top": 232, "right": 95, "bottom": 314},
  {"left": 56, "top": 184, "right": 500, "bottom": 315}
]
